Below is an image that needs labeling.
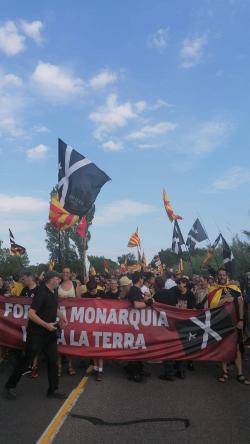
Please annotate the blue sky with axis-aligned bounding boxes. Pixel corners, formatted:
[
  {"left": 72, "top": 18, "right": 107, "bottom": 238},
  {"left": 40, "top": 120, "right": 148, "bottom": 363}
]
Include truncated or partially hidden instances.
[{"left": 0, "top": 0, "right": 250, "bottom": 264}]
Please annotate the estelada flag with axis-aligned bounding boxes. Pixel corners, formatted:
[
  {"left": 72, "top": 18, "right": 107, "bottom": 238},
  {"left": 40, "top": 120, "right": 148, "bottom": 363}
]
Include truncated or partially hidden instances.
[
  {"left": 48, "top": 260, "right": 55, "bottom": 271},
  {"left": 49, "top": 195, "right": 79, "bottom": 230},
  {"left": 162, "top": 189, "right": 183, "bottom": 222},
  {"left": 103, "top": 260, "right": 109, "bottom": 273},
  {"left": 76, "top": 216, "right": 87, "bottom": 238},
  {"left": 128, "top": 228, "right": 140, "bottom": 247},
  {"left": 9, "top": 229, "right": 26, "bottom": 256},
  {"left": 177, "top": 258, "right": 183, "bottom": 274}
]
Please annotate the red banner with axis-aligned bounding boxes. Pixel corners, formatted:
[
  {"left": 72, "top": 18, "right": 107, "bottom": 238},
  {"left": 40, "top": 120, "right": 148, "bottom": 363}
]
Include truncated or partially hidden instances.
[{"left": 0, "top": 296, "right": 237, "bottom": 361}]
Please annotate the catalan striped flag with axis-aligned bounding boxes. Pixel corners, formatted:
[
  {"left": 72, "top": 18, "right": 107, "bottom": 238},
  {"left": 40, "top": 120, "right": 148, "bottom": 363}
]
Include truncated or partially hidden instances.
[
  {"left": 162, "top": 189, "right": 183, "bottom": 222},
  {"left": 127, "top": 228, "right": 141, "bottom": 248},
  {"left": 49, "top": 195, "right": 79, "bottom": 230}
]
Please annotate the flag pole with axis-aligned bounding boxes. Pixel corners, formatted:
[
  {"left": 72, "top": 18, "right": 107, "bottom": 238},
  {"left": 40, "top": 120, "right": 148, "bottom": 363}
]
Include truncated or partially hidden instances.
[
  {"left": 58, "top": 230, "right": 62, "bottom": 269},
  {"left": 197, "top": 211, "right": 220, "bottom": 271}
]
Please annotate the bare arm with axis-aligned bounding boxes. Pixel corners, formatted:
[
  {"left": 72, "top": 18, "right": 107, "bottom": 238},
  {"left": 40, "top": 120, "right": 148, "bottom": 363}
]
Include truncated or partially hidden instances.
[
  {"left": 133, "top": 301, "right": 147, "bottom": 309},
  {"left": 76, "top": 283, "right": 82, "bottom": 298},
  {"left": 57, "top": 308, "right": 68, "bottom": 328}
]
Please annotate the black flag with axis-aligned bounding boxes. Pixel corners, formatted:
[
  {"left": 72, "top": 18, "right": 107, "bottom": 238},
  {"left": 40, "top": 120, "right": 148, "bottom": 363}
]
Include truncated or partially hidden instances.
[
  {"left": 9, "top": 229, "right": 26, "bottom": 256},
  {"left": 175, "top": 306, "right": 234, "bottom": 356},
  {"left": 172, "top": 221, "right": 185, "bottom": 255},
  {"left": 220, "top": 235, "right": 234, "bottom": 274},
  {"left": 58, "top": 139, "right": 111, "bottom": 216},
  {"left": 186, "top": 218, "right": 208, "bottom": 253}
]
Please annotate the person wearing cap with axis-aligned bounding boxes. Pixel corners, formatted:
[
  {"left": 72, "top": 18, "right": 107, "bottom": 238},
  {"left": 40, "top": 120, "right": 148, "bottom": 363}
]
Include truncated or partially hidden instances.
[
  {"left": 4, "top": 271, "right": 67, "bottom": 400},
  {"left": 119, "top": 276, "right": 132, "bottom": 299}
]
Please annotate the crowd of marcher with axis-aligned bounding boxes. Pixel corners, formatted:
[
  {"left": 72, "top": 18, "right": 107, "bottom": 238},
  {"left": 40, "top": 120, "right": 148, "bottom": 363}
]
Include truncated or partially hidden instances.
[{"left": 1, "top": 266, "right": 250, "bottom": 399}]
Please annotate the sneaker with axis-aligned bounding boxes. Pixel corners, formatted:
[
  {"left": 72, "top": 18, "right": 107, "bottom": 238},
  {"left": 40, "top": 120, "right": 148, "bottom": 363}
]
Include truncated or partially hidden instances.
[
  {"left": 187, "top": 362, "right": 195, "bottom": 371},
  {"left": 128, "top": 373, "right": 144, "bottom": 383},
  {"left": 22, "top": 367, "right": 32, "bottom": 376},
  {"left": 140, "top": 370, "right": 151, "bottom": 377},
  {"left": 31, "top": 366, "right": 38, "bottom": 378},
  {"left": 175, "top": 370, "right": 186, "bottom": 379},
  {"left": 96, "top": 371, "right": 103, "bottom": 382},
  {"left": 158, "top": 374, "right": 175, "bottom": 381},
  {"left": 4, "top": 387, "right": 17, "bottom": 400},
  {"left": 46, "top": 390, "right": 66, "bottom": 399}
]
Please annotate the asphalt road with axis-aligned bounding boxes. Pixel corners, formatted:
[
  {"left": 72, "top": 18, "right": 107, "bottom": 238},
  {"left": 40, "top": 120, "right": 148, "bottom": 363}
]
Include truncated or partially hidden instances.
[{"left": 1, "top": 353, "right": 250, "bottom": 444}]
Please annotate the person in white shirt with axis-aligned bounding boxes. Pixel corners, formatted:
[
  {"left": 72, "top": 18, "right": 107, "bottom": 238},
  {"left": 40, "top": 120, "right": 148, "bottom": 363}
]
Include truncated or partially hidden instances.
[
  {"left": 164, "top": 271, "right": 177, "bottom": 290},
  {"left": 141, "top": 272, "right": 155, "bottom": 298}
]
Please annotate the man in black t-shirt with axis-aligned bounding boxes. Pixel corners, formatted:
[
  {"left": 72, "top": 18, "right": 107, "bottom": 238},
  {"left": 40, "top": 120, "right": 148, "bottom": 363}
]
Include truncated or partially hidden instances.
[
  {"left": 159, "top": 278, "right": 195, "bottom": 381},
  {"left": 126, "top": 272, "right": 153, "bottom": 383},
  {"left": 20, "top": 272, "right": 39, "bottom": 298},
  {"left": 4, "top": 272, "right": 67, "bottom": 400},
  {"left": 84, "top": 279, "right": 105, "bottom": 299},
  {"left": 105, "top": 278, "right": 119, "bottom": 299}
]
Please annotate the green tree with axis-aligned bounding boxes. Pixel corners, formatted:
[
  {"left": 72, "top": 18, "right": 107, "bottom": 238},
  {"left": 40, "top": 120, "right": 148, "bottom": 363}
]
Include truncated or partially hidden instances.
[
  {"left": 88, "top": 256, "right": 118, "bottom": 274},
  {"left": 117, "top": 253, "right": 137, "bottom": 265},
  {"left": 0, "top": 240, "right": 29, "bottom": 278},
  {"left": 45, "top": 189, "right": 96, "bottom": 274}
]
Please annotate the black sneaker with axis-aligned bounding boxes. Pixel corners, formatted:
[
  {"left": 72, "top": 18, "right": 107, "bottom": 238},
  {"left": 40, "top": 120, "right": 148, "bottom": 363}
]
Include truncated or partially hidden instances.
[
  {"left": 128, "top": 373, "right": 144, "bottom": 383},
  {"left": 46, "top": 390, "right": 66, "bottom": 399},
  {"left": 187, "top": 362, "right": 195, "bottom": 371},
  {"left": 96, "top": 371, "right": 103, "bottom": 382},
  {"left": 4, "top": 387, "right": 17, "bottom": 400},
  {"left": 158, "top": 374, "right": 175, "bottom": 381},
  {"left": 175, "top": 370, "right": 186, "bottom": 379},
  {"left": 140, "top": 370, "right": 151, "bottom": 377}
]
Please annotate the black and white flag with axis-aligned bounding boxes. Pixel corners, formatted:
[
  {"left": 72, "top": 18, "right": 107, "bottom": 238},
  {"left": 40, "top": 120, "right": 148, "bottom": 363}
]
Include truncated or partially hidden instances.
[
  {"left": 58, "top": 139, "right": 111, "bottom": 216},
  {"left": 172, "top": 221, "right": 185, "bottom": 256},
  {"left": 186, "top": 218, "right": 208, "bottom": 253},
  {"left": 221, "top": 235, "right": 234, "bottom": 273},
  {"left": 175, "top": 306, "right": 234, "bottom": 355}
]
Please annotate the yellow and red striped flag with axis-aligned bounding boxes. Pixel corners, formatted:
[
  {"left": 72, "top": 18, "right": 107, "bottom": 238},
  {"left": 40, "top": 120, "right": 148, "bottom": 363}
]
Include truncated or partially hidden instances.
[
  {"left": 127, "top": 228, "right": 141, "bottom": 248},
  {"left": 49, "top": 195, "right": 79, "bottom": 230},
  {"left": 103, "top": 260, "right": 109, "bottom": 273},
  {"left": 177, "top": 258, "right": 183, "bottom": 274},
  {"left": 162, "top": 189, "right": 183, "bottom": 222}
]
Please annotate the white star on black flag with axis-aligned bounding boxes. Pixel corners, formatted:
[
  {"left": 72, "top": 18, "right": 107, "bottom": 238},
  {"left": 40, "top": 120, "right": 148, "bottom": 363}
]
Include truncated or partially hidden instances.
[{"left": 175, "top": 306, "right": 234, "bottom": 355}]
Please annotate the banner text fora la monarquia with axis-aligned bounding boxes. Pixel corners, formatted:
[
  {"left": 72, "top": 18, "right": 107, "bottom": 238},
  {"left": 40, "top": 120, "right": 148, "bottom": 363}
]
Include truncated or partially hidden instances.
[{"left": 0, "top": 296, "right": 237, "bottom": 361}]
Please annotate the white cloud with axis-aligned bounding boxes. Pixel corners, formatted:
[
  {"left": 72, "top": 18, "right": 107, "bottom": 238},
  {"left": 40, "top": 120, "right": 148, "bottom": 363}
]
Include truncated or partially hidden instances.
[
  {"left": 95, "top": 199, "right": 157, "bottom": 226},
  {"left": 101, "top": 140, "right": 123, "bottom": 152},
  {"left": 20, "top": 20, "right": 44, "bottom": 44},
  {"left": 183, "top": 120, "right": 231, "bottom": 155},
  {"left": 0, "top": 194, "right": 48, "bottom": 213},
  {"left": 89, "top": 69, "right": 117, "bottom": 90},
  {"left": 26, "top": 144, "right": 49, "bottom": 160},
  {"left": 89, "top": 93, "right": 138, "bottom": 139},
  {"left": 134, "top": 101, "right": 147, "bottom": 112},
  {"left": 127, "top": 121, "right": 177, "bottom": 140},
  {"left": 138, "top": 143, "right": 160, "bottom": 150},
  {"left": 148, "top": 28, "right": 169, "bottom": 51},
  {"left": 0, "top": 21, "right": 26, "bottom": 56},
  {"left": 180, "top": 35, "right": 207, "bottom": 68},
  {"left": 31, "top": 62, "right": 85, "bottom": 100},
  {"left": 32, "top": 124, "right": 50, "bottom": 133},
  {"left": 151, "top": 99, "right": 173, "bottom": 110},
  {"left": 209, "top": 167, "right": 250, "bottom": 192},
  {"left": 0, "top": 73, "right": 22, "bottom": 88},
  {"left": 0, "top": 93, "right": 26, "bottom": 138}
]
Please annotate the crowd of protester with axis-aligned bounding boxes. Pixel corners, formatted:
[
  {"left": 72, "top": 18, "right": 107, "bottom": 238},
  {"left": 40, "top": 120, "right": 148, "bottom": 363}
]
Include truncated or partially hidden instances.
[{"left": 1, "top": 266, "right": 250, "bottom": 399}]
